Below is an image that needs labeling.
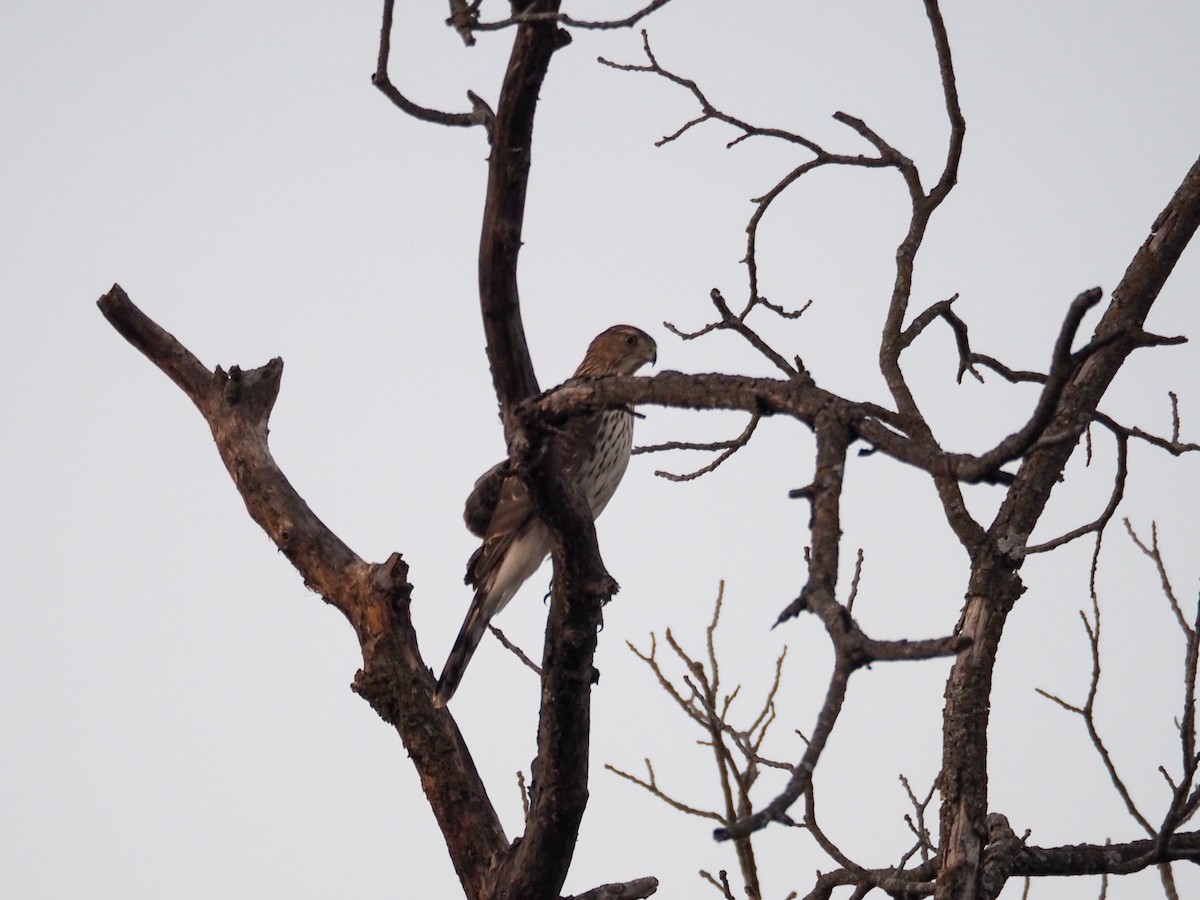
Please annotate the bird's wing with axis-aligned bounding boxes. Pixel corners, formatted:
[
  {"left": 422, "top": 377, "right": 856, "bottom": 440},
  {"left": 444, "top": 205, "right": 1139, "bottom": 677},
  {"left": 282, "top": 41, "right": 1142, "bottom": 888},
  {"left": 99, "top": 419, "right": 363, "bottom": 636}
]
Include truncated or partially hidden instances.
[
  {"left": 464, "top": 472, "right": 535, "bottom": 589},
  {"left": 464, "top": 407, "right": 601, "bottom": 533},
  {"left": 463, "top": 460, "right": 507, "bottom": 537},
  {"left": 463, "top": 409, "right": 604, "bottom": 587}
]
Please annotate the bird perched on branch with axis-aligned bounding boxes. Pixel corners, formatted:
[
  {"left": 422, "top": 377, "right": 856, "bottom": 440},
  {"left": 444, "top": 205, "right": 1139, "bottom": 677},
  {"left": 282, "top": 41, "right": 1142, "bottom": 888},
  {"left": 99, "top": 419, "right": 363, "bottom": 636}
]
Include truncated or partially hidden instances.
[{"left": 433, "top": 325, "right": 657, "bottom": 707}]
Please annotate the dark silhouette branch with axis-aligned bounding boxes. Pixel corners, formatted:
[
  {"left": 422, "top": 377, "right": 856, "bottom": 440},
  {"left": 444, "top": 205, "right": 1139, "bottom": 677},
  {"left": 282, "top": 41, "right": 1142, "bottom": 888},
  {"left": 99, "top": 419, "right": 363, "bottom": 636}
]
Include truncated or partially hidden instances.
[
  {"left": 99, "top": 2, "right": 1200, "bottom": 896},
  {"left": 961, "top": 351, "right": 1046, "bottom": 386},
  {"left": 469, "top": 6, "right": 649, "bottom": 896},
  {"left": 616, "top": 584, "right": 796, "bottom": 897},
  {"left": 947, "top": 288, "right": 1104, "bottom": 480},
  {"left": 844, "top": 549, "right": 866, "bottom": 615},
  {"left": 664, "top": 290, "right": 812, "bottom": 377},
  {"left": 986, "top": 816, "right": 1200, "bottom": 878},
  {"left": 500, "top": 404, "right": 617, "bottom": 898},
  {"left": 634, "top": 412, "right": 761, "bottom": 482},
  {"left": 605, "top": 757, "right": 725, "bottom": 822},
  {"left": 707, "top": 289, "right": 802, "bottom": 377},
  {"left": 1035, "top": 590, "right": 1154, "bottom": 834},
  {"left": 938, "top": 305, "right": 990, "bottom": 384},
  {"left": 477, "top": 2, "right": 568, "bottom": 427},
  {"left": 473, "top": 0, "right": 677, "bottom": 33},
  {"left": 713, "top": 423, "right": 852, "bottom": 844},
  {"left": 699, "top": 869, "right": 738, "bottom": 900},
  {"left": 924, "top": 0, "right": 966, "bottom": 207},
  {"left": 876, "top": 0, "right": 965, "bottom": 427},
  {"left": 600, "top": 31, "right": 827, "bottom": 156},
  {"left": 373, "top": 0, "right": 495, "bottom": 132},
  {"left": 800, "top": 863, "right": 936, "bottom": 900},
  {"left": 804, "top": 822, "right": 1200, "bottom": 899},
  {"left": 774, "top": 413, "right": 850, "bottom": 628},
  {"left": 938, "top": 152, "right": 1200, "bottom": 900},
  {"left": 564, "top": 877, "right": 660, "bottom": 900},
  {"left": 1026, "top": 430, "right": 1128, "bottom": 554},
  {"left": 1125, "top": 519, "right": 1190, "bottom": 633},
  {"left": 601, "top": 31, "right": 894, "bottom": 328},
  {"left": 528, "top": 364, "right": 1084, "bottom": 508},
  {"left": 898, "top": 775, "right": 939, "bottom": 869},
  {"left": 96, "top": 285, "right": 509, "bottom": 898},
  {"left": 717, "top": 415, "right": 968, "bottom": 844},
  {"left": 489, "top": 624, "right": 542, "bottom": 676},
  {"left": 899, "top": 293, "right": 961, "bottom": 351},
  {"left": 1100, "top": 406, "right": 1200, "bottom": 457}
]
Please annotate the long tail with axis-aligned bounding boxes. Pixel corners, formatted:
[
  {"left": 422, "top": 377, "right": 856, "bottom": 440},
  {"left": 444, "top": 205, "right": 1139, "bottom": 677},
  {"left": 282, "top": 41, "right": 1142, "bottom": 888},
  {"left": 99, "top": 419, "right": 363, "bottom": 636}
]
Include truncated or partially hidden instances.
[{"left": 433, "top": 590, "right": 490, "bottom": 707}]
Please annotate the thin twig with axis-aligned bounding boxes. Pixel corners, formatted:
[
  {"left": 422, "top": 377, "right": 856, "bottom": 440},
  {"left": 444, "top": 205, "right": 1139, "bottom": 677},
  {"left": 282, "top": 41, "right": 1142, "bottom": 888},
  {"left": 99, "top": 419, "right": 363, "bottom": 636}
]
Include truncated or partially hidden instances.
[
  {"left": 634, "top": 413, "right": 761, "bottom": 482},
  {"left": 698, "top": 869, "right": 737, "bottom": 900},
  {"left": 1027, "top": 432, "right": 1127, "bottom": 554},
  {"left": 489, "top": 624, "right": 542, "bottom": 676},
  {"left": 604, "top": 760, "right": 725, "bottom": 822},
  {"left": 604, "top": 30, "right": 895, "bottom": 345},
  {"left": 473, "top": 0, "right": 676, "bottom": 33},
  {"left": 845, "top": 549, "right": 865, "bottom": 614},
  {"left": 517, "top": 769, "right": 531, "bottom": 820},
  {"left": 1125, "top": 520, "right": 1189, "bottom": 635},
  {"left": 373, "top": 0, "right": 493, "bottom": 132},
  {"left": 1036, "top": 590, "right": 1154, "bottom": 835}
]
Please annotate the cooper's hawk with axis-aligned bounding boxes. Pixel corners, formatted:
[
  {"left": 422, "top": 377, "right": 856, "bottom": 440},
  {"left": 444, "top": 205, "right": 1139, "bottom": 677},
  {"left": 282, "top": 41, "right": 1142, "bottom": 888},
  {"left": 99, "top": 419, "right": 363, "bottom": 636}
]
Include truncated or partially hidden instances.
[{"left": 433, "top": 325, "right": 657, "bottom": 707}]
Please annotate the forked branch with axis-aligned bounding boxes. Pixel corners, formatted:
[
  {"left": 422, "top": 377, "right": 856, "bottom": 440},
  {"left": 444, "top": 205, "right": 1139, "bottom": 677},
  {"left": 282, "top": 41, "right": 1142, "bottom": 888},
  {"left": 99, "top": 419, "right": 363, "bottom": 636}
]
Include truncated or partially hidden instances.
[
  {"left": 613, "top": 583, "right": 792, "bottom": 896},
  {"left": 96, "top": 285, "right": 509, "bottom": 898},
  {"left": 602, "top": 30, "right": 899, "bottom": 329},
  {"left": 634, "top": 412, "right": 761, "bottom": 482},
  {"left": 374, "top": 0, "right": 494, "bottom": 132}
]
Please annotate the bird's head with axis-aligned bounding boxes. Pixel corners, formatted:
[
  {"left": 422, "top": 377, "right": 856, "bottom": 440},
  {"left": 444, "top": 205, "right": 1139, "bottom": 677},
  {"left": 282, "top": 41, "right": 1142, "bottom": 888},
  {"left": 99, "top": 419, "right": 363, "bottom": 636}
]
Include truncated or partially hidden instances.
[{"left": 574, "top": 325, "right": 657, "bottom": 378}]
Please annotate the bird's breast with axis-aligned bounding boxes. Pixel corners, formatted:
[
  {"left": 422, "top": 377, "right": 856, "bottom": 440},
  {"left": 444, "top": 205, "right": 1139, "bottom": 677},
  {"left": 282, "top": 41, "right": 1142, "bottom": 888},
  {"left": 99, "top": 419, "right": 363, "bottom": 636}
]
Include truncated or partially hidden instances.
[{"left": 577, "top": 409, "right": 634, "bottom": 518}]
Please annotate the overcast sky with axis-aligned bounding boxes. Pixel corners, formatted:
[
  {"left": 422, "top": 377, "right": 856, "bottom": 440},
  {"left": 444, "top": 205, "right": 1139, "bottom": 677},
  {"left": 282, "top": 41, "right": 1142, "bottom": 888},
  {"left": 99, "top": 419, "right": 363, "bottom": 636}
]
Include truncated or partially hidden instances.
[{"left": 3, "top": 2, "right": 1200, "bottom": 898}]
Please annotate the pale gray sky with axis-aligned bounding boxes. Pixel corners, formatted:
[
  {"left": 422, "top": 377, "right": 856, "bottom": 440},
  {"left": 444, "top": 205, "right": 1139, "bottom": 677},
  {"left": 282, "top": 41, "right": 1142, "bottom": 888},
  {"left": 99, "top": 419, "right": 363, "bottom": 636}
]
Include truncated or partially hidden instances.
[{"left": 3, "top": 2, "right": 1199, "bottom": 898}]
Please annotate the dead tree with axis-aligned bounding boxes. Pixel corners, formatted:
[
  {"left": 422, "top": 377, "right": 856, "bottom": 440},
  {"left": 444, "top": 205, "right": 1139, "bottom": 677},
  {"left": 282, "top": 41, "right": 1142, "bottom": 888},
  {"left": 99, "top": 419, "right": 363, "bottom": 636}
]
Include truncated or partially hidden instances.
[{"left": 97, "top": 2, "right": 1200, "bottom": 898}]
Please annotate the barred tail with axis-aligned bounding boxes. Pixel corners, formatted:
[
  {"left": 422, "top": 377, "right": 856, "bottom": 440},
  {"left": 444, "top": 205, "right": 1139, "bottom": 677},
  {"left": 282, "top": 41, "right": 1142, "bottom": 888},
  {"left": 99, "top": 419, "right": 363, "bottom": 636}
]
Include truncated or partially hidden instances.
[{"left": 433, "top": 590, "right": 490, "bottom": 707}]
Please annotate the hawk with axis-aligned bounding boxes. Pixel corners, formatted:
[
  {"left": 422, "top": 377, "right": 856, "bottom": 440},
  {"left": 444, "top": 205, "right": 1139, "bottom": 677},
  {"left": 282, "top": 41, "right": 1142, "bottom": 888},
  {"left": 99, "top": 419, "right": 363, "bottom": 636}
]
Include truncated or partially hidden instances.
[{"left": 433, "top": 325, "right": 657, "bottom": 707}]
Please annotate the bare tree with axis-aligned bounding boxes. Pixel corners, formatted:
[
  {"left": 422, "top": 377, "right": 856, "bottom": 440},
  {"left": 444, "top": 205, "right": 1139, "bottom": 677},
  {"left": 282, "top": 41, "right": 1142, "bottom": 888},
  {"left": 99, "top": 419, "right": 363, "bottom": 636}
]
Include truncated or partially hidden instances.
[{"left": 96, "top": 2, "right": 1200, "bottom": 898}]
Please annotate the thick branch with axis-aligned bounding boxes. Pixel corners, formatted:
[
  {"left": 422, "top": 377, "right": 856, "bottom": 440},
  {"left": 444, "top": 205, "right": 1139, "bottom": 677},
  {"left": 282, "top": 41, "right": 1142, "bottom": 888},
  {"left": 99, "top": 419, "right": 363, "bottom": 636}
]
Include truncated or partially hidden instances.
[
  {"left": 949, "top": 288, "right": 1104, "bottom": 480},
  {"left": 937, "top": 154, "right": 1200, "bottom": 899},
  {"left": 497, "top": 405, "right": 617, "bottom": 900},
  {"left": 96, "top": 285, "right": 508, "bottom": 898},
  {"left": 774, "top": 412, "right": 850, "bottom": 627},
  {"left": 999, "top": 825, "right": 1200, "bottom": 877},
  {"left": 867, "top": 3, "right": 976, "bottom": 579},
  {"left": 478, "top": 0, "right": 569, "bottom": 432},
  {"left": 474, "top": 7, "right": 627, "bottom": 899},
  {"left": 530, "top": 370, "right": 1028, "bottom": 492},
  {"left": 720, "top": 415, "right": 968, "bottom": 842},
  {"left": 565, "top": 877, "right": 660, "bottom": 900},
  {"left": 1000, "top": 156, "right": 1200, "bottom": 532},
  {"left": 805, "top": 828, "right": 1200, "bottom": 900}
]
